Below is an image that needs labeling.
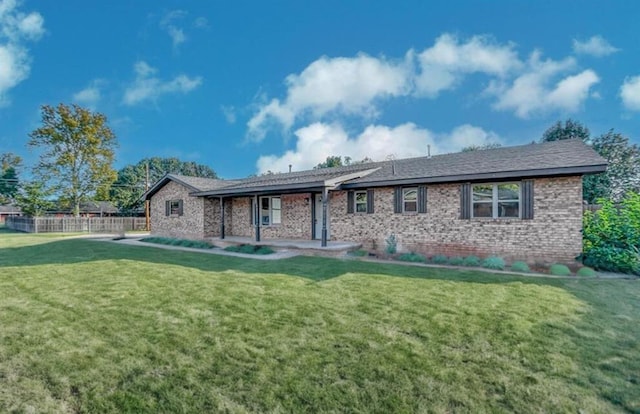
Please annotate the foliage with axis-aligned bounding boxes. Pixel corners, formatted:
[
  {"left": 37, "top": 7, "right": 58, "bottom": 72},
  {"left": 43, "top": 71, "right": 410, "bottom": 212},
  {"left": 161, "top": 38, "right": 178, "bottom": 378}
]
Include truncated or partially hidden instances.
[
  {"left": 582, "top": 192, "right": 640, "bottom": 275},
  {"left": 510, "top": 261, "right": 531, "bottom": 273},
  {"left": 347, "top": 249, "right": 368, "bottom": 257},
  {"left": 430, "top": 254, "right": 449, "bottom": 265},
  {"left": 584, "top": 130, "right": 640, "bottom": 203},
  {"left": 549, "top": 264, "right": 572, "bottom": 276},
  {"left": 110, "top": 157, "right": 218, "bottom": 213},
  {"left": 0, "top": 152, "right": 22, "bottom": 204},
  {"left": 224, "top": 244, "right": 275, "bottom": 255},
  {"left": 448, "top": 256, "right": 464, "bottom": 266},
  {"left": 140, "top": 237, "right": 215, "bottom": 249},
  {"left": 397, "top": 252, "right": 426, "bottom": 263},
  {"left": 314, "top": 155, "right": 373, "bottom": 169},
  {"left": 28, "top": 104, "right": 118, "bottom": 216},
  {"left": 462, "top": 255, "right": 481, "bottom": 267},
  {"left": 577, "top": 267, "right": 597, "bottom": 277},
  {"left": 540, "top": 119, "right": 590, "bottom": 142},
  {"left": 482, "top": 256, "right": 506, "bottom": 270},
  {"left": 384, "top": 234, "right": 397, "bottom": 255},
  {"left": 460, "top": 143, "right": 502, "bottom": 152},
  {"left": 14, "top": 181, "right": 55, "bottom": 216}
]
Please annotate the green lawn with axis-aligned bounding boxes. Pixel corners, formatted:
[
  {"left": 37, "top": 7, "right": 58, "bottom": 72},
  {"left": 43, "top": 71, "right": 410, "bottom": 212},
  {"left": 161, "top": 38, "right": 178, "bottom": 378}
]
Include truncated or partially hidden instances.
[{"left": 1, "top": 230, "right": 639, "bottom": 413}]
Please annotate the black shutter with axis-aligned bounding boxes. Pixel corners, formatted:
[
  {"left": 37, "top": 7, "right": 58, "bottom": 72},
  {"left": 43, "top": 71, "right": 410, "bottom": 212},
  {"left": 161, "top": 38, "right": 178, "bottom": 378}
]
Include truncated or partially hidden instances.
[
  {"left": 178, "top": 200, "right": 184, "bottom": 216},
  {"left": 460, "top": 183, "right": 471, "bottom": 219},
  {"left": 347, "top": 191, "right": 354, "bottom": 214},
  {"left": 367, "top": 189, "right": 374, "bottom": 214},
  {"left": 418, "top": 185, "right": 427, "bottom": 214},
  {"left": 249, "top": 198, "right": 254, "bottom": 225},
  {"left": 521, "top": 180, "right": 534, "bottom": 219},
  {"left": 394, "top": 187, "right": 402, "bottom": 213},
  {"left": 165, "top": 200, "right": 170, "bottom": 216}
]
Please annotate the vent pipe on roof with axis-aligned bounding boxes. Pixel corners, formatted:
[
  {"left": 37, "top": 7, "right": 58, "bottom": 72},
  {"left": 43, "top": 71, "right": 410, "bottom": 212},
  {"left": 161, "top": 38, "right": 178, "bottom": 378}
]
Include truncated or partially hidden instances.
[
  {"left": 392, "top": 161, "right": 396, "bottom": 175},
  {"left": 289, "top": 164, "right": 292, "bottom": 173},
  {"left": 427, "top": 145, "right": 431, "bottom": 158}
]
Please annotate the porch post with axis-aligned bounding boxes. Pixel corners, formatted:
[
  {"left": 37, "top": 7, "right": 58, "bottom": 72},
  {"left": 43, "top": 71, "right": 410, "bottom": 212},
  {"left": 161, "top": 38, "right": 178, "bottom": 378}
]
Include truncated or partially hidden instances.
[
  {"left": 321, "top": 187, "right": 328, "bottom": 247},
  {"left": 219, "top": 197, "right": 225, "bottom": 239},
  {"left": 254, "top": 195, "right": 261, "bottom": 242}
]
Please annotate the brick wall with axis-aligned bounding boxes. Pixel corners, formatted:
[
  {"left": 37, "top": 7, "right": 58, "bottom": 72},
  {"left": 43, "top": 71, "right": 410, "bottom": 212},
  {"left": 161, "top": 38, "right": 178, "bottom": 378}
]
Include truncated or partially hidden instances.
[
  {"left": 150, "top": 181, "right": 206, "bottom": 239},
  {"left": 330, "top": 176, "right": 583, "bottom": 265}
]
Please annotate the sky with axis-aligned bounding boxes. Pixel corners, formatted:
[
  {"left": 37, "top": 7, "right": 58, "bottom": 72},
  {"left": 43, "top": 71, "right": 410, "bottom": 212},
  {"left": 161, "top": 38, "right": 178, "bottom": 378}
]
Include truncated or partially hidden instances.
[{"left": 1, "top": 0, "right": 639, "bottom": 179}]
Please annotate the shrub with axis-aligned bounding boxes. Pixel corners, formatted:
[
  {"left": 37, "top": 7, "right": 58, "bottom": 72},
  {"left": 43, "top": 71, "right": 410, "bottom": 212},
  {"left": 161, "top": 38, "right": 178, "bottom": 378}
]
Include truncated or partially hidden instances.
[
  {"left": 510, "top": 261, "right": 530, "bottom": 273},
  {"left": 430, "top": 254, "right": 448, "bottom": 265},
  {"left": 462, "top": 255, "right": 481, "bottom": 267},
  {"left": 140, "top": 237, "right": 214, "bottom": 249},
  {"left": 255, "top": 246, "right": 275, "bottom": 255},
  {"left": 482, "top": 256, "right": 506, "bottom": 270},
  {"left": 223, "top": 244, "right": 274, "bottom": 255},
  {"left": 582, "top": 192, "right": 640, "bottom": 275},
  {"left": 397, "top": 252, "right": 426, "bottom": 263},
  {"left": 448, "top": 256, "right": 464, "bottom": 266},
  {"left": 549, "top": 264, "right": 571, "bottom": 276},
  {"left": 385, "top": 234, "right": 397, "bottom": 255},
  {"left": 577, "top": 266, "right": 597, "bottom": 277},
  {"left": 347, "top": 249, "right": 368, "bottom": 257}
]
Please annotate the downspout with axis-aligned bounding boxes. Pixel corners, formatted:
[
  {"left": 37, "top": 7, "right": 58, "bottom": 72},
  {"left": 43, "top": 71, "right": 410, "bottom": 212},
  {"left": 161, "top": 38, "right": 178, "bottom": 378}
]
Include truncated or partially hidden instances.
[
  {"left": 321, "top": 187, "right": 329, "bottom": 247},
  {"left": 254, "top": 194, "right": 261, "bottom": 242},
  {"left": 219, "top": 197, "right": 225, "bottom": 239}
]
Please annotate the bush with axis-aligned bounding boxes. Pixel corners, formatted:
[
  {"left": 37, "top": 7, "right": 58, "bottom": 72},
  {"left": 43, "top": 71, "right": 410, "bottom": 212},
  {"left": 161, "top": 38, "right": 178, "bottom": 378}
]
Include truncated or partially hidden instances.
[
  {"left": 347, "top": 249, "right": 368, "bottom": 257},
  {"left": 397, "top": 252, "right": 426, "bottom": 263},
  {"left": 482, "top": 256, "right": 506, "bottom": 270},
  {"left": 549, "top": 264, "right": 571, "bottom": 276},
  {"left": 462, "top": 255, "right": 481, "bottom": 267},
  {"left": 581, "top": 246, "right": 640, "bottom": 275},
  {"left": 385, "top": 234, "right": 397, "bottom": 255},
  {"left": 577, "top": 266, "right": 597, "bottom": 277},
  {"left": 582, "top": 192, "right": 640, "bottom": 275},
  {"left": 140, "top": 237, "right": 214, "bottom": 249},
  {"left": 255, "top": 246, "right": 275, "bottom": 255},
  {"left": 510, "top": 261, "right": 530, "bottom": 273},
  {"left": 223, "top": 244, "right": 274, "bottom": 255},
  {"left": 448, "top": 256, "right": 464, "bottom": 266},
  {"left": 430, "top": 254, "right": 449, "bottom": 265}
]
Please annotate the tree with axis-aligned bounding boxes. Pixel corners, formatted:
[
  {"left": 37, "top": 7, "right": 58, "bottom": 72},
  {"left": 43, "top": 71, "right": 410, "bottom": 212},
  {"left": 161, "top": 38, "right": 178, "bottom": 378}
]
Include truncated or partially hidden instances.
[
  {"left": 0, "top": 152, "right": 22, "bottom": 204},
  {"left": 460, "top": 143, "right": 502, "bottom": 152},
  {"left": 28, "top": 104, "right": 118, "bottom": 216},
  {"left": 541, "top": 119, "right": 590, "bottom": 142},
  {"left": 15, "top": 181, "right": 54, "bottom": 217},
  {"left": 314, "top": 155, "right": 372, "bottom": 169},
  {"left": 109, "top": 157, "right": 218, "bottom": 212},
  {"left": 584, "top": 130, "right": 640, "bottom": 202}
]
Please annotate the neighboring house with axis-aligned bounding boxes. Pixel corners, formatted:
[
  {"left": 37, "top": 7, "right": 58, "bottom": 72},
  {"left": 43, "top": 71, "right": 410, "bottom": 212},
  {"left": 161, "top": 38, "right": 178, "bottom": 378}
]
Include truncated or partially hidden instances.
[
  {"left": 0, "top": 204, "right": 22, "bottom": 223},
  {"left": 49, "top": 201, "right": 120, "bottom": 217},
  {"left": 144, "top": 139, "right": 607, "bottom": 264}
]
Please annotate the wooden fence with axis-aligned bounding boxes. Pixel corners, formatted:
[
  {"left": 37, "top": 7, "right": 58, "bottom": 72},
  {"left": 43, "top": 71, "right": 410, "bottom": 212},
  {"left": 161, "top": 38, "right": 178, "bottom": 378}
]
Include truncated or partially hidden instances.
[{"left": 6, "top": 217, "right": 147, "bottom": 234}]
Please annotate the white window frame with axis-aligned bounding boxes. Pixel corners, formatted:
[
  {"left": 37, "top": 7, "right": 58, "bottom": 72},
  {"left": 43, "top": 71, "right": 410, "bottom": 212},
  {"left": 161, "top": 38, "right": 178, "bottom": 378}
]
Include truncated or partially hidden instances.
[
  {"left": 402, "top": 187, "right": 418, "bottom": 213},
  {"left": 254, "top": 196, "right": 281, "bottom": 226},
  {"left": 354, "top": 191, "right": 368, "bottom": 213},
  {"left": 472, "top": 183, "right": 521, "bottom": 219}
]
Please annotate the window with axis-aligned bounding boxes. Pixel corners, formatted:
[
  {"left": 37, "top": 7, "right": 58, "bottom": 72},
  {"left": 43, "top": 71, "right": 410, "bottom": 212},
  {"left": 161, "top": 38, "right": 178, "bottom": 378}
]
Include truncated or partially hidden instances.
[
  {"left": 355, "top": 191, "right": 367, "bottom": 213},
  {"left": 165, "top": 199, "right": 183, "bottom": 216},
  {"left": 403, "top": 187, "right": 418, "bottom": 212},
  {"left": 472, "top": 183, "right": 520, "bottom": 218},
  {"left": 254, "top": 196, "right": 281, "bottom": 226}
]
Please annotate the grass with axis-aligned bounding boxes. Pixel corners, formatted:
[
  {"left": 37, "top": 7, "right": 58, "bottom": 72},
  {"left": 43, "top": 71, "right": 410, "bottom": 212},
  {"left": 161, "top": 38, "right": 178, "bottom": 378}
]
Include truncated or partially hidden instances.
[{"left": 1, "top": 230, "right": 639, "bottom": 412}]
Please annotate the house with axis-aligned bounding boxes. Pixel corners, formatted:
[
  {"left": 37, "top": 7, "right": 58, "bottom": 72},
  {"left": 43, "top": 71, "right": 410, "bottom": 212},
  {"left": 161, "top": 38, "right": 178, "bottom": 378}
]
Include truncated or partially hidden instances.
[
  {"left": 0, "top": 204, "right": 22, "bottom": 224},
  {"left": 49, "top": 201, "right": 120, "bottom": 217},
  {"left": 144, "top": 139, "right": 607, "bottom": 264}
]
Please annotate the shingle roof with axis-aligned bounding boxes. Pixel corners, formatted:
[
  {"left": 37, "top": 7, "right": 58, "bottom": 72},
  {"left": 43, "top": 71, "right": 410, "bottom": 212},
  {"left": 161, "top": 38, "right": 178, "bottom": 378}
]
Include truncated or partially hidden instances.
[
  {"left": 0, "top": 204, "right": 21, "bottom": 214},
  {"left": 146, "top": 139, "right": 607, "bottom": 198}
]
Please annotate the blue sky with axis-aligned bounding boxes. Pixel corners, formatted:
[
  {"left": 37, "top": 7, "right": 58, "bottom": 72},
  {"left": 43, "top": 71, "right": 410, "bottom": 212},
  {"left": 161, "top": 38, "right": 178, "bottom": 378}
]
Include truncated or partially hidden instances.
[{"left": 1, "top": 0, "right": 639, "bottom": 179}]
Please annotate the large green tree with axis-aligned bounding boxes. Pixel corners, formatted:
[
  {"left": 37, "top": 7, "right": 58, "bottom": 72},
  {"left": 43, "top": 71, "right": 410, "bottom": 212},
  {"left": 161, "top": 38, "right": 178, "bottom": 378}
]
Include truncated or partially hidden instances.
[
  {"left": 460, "top": 143, "right": 502, "bottom": 152},
  {"left": 28, "top": 104, "right": 118, "bottom": 216},
  {"left": 15, "top": 181, "right": 54, "bottom": 217},
  {"left": 0, "top": 152, "right": 22, "bottom": 204},
  {"left": 110, "top": 157, "right": 218, "bottom": 212},
  {"left": 541, "top": 119, "right": 590, "bottom": 142},
  {"left": 314, "top": 155, "right": 373, "bottom": 169}
]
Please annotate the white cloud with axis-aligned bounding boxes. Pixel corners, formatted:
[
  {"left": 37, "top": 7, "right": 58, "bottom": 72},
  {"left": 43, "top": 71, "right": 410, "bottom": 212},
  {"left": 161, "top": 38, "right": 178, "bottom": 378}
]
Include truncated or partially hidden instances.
[
  {"left": 573, "top": 35, "right": 619, "bottom": 57},
  {"left": 488, "top": 51, "right": 599, "bottom": 118},
  {"left": 160, "top": 9, "right": 187, "bottom": 50},
  {"left": 122, "top": 61, "right": 202, "bottom": 106},
  {"left": 220, "top": 105, "right": 236, "bottom": 123},
  {"left": 72, "top": 79, "right": 105, "bottom": 107},
  {"left": 247, "top": 53, "right": 412, "bottom": 141},
  {"left": 0, "top": 0, "right": 44, "bottom": 105},
  {"left": 256, "top": 122, "right": 499, "bottom": 174},
  {"left": 620, "top": 75, "right": 640, "bottom": 111},
  {"left": 414, "top": 33, "right": 521, "bottom": 97},
  {"left": 193, "top": 16, "right": 209, "bottom": 29}
]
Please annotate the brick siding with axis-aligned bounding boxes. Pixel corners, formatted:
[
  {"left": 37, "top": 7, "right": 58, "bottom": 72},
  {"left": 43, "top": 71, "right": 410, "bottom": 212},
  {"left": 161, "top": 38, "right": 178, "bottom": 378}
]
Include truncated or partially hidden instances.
[{"left": 149, "top": 181, "right": 206, "bottom": 239}]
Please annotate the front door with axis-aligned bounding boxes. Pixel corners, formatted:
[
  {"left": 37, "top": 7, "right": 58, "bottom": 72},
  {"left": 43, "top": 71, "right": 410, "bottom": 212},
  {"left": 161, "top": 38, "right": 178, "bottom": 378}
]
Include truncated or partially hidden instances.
[{"left": 314, "top": 193, "right": 329, "bottom": 239}]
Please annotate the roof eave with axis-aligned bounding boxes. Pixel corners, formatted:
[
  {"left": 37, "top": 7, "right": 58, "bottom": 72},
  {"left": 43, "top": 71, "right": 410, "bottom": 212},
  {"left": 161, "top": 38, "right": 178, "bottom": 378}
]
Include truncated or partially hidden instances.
[
  {"left": 192, "top": 181, "right": 328, "bottom": 197},
  {"left": 341, "top": 164, "right": 608, "bottom": 188}
]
